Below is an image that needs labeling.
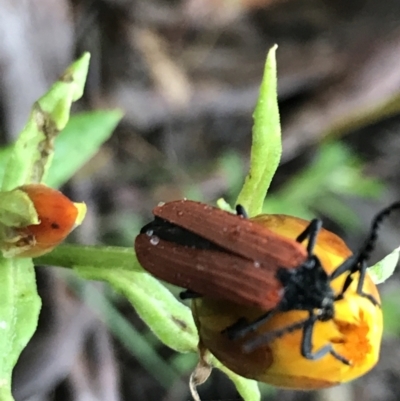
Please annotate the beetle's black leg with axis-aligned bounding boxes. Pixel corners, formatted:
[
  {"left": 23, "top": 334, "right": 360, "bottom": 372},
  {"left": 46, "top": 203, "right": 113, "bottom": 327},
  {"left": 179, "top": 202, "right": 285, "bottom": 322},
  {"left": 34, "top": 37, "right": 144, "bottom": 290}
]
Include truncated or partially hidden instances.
[
  {"left": 330, "top": 254, "right": 360, "bottom": 300},
  {"left": 335, "top": 273, "right": 353, "bottom": 301},
  {"left": 240, "top": 311, "right": 351, "bottom": 363},
  {"left": 355, "top": 260, "right": 380, "bottom": 306},
  {"left": 330, "top": 254, "right": 358, "bottom": 281},
  {"left": 331, "top": 256, "right": 380, "bottom": 306},
  {"left": 235, "top": 204, "right": 248, "bottom": 218},
  {"left": 301, "top": 311, "right": 350, "bottom": 365},
  {"left": 222, "top": 311, "right": 276, "bottom": 340},
  {"left": 180, "top": 289, "right": 202, "bottom": 299},
  {"left": 296, "top": 219, "right": 323, "bottom": 256},
  {"left": 242, "top": 315, "right": 311, "bottom": 353}
]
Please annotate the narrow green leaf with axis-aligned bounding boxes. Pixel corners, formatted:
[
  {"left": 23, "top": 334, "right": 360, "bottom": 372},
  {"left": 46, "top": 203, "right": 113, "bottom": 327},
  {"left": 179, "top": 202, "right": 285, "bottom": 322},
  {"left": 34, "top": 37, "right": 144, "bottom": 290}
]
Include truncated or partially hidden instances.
[
  {"left": 0, "top": 190, "right": 38, "bottom": 228},
  {"left": 45, "top": 110, "right": 123, "bottom": 187},
  {"left": 0, "top": 257, "right": 41, "bottom": 399},
  {"left": 369, "top": 246, "right": 400, "bottom": 284},
  {"left": 36, "top": 244, "right": 198, "bottom": 353},
  {"left": 73, "top": 260, "right": 198, "bottom": 354},
  {"left": 216, "top": 198, "right": 235, "bottom": 213},
  {"left": 1, "top": 53, "right": 90, "bottom": 190},
  {"left": 213, "top": 359, "right": 261, "bottom": 401},
  {"left": 0, "top": 145, "right": 13, "bottom": 186},
  {"left": 38, "top": 244, "right": 260, "bottom": 398},
  {"left": 74, "top": 281, "right": 182, "bottom": 388},
  {"left": 236, "top": 45, "right": 281, "bottom": 217}
]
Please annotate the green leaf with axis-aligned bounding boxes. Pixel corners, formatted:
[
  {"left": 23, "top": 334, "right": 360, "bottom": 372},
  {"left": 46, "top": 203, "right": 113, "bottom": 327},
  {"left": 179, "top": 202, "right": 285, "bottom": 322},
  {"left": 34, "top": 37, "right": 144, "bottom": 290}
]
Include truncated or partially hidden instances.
[
  {"left": 1, "top": 53, "right": 90, "bottom": 190},
  {"left": 369, "top": 246, "right": 400, "bottom": 284},
  {"left": 37, "top": 245, "right": 198, "bottom": 355},
  {"left": 0, "top": 257, "right": 41, "bottom": 400},
  {"left": 216, "top": 198, "right": 235, "bottom": 213},
  {"left": 38, "top": 245, "right": 199, "bottom": 357},
  {"left": 236, "top": 45, "right": 281, "bottom": 217},
  {"left": 45, "top": 110, "right": 123, "bottom": 187},
  {"left": 37, "top": 244, "right": 261, "bottom": 400},
  {"left": 75, "top": 264, "right": 198, "bottom": 353},
  {"left": 72, "top": 280, "right": 183, "bottom": 388},
  {"left": 213, "top": 358, "right": 261, "bottom": 401},
  {"left": 0, "top": 145, "right": 13, "bottom": 186},
  {"left": 0, "top": 190, "right": 38, "bottom": 228}
]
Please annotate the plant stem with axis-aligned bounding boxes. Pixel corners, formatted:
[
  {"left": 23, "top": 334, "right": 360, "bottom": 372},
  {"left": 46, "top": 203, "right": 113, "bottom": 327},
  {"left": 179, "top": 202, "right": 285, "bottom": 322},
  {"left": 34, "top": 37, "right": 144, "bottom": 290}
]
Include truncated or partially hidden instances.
[{"left": 34, "top": 244, "right": 138, "bottom": 270}]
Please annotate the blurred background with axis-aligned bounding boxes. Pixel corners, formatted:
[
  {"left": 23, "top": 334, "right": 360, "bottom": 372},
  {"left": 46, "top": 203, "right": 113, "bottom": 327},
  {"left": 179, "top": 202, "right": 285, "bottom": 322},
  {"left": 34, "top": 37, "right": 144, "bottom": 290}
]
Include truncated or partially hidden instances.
[{"left": 1, "top": 0, "right": 400, "bottom": 400}]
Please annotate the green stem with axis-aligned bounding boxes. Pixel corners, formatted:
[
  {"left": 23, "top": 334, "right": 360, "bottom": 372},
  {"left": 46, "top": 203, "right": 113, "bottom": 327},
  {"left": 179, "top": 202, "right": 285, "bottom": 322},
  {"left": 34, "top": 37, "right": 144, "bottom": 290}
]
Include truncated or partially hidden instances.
[{"left": 34, "top": 244, "right": 138, "bottom": 271}]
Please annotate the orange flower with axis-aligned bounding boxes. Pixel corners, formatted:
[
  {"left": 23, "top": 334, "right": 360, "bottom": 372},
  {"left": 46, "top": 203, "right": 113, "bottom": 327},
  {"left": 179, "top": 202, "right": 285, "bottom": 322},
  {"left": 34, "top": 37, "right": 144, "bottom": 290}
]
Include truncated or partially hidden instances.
[{"left": 192, "top": 214, "right": 382, "bottom": 390}]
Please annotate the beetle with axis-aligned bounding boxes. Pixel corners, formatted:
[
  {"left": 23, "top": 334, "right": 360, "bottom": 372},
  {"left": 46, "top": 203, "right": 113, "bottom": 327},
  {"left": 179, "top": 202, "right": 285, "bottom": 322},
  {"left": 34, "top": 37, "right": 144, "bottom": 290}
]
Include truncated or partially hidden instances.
[
  {"left": 135, "top": 201, "right": 309, "bottom": 311},
  {"left": 134, "top": 200, "right": 399, "bottom": 373}
]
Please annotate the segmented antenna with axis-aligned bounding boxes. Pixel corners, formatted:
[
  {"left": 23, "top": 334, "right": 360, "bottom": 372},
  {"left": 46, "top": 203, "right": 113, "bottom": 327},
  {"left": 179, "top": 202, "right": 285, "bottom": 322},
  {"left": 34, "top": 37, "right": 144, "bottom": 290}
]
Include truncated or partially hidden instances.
[{"left": 357, "top": 201, "right": 400, "bottom": 265}]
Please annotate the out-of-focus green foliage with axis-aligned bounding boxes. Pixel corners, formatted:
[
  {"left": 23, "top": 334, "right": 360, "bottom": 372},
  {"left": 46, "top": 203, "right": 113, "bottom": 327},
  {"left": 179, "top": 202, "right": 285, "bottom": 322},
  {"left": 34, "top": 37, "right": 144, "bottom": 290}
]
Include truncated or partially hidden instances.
[{"left": 263, "top": 141, "right": 384, "bottom": 226}]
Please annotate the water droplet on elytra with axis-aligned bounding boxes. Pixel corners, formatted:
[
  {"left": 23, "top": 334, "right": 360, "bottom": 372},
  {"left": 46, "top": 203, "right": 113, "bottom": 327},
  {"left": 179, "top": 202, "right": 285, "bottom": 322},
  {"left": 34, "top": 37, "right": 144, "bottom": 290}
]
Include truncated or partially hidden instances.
[{"left": 150, "top": 236, "right": 160, "bottom": 245}]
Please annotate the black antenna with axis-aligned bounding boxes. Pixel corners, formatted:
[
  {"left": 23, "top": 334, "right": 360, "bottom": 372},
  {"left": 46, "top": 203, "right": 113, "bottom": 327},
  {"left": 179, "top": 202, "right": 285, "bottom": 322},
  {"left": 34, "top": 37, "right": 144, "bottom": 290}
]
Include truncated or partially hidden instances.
[{"left": 357, "top": 201, "right": 400, "bottom": 266}]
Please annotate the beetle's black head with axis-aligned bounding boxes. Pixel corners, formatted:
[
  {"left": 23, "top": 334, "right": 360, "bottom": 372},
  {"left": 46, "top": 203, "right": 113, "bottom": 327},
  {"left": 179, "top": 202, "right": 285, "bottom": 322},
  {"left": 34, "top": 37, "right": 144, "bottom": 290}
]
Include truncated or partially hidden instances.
[
  {"left": 140, "top": 217, "right": 224, "bottom": 250},
  {"left": 276, "top": 255, "right": 335, "bottom": 318}
]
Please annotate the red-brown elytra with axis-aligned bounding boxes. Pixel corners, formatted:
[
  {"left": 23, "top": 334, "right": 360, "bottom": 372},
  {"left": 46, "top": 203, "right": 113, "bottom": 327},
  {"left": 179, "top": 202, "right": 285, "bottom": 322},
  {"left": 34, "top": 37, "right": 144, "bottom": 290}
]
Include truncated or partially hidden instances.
[
  {"left": 135, "top": 200, "right": 309, "bottom": 310},
  {"left": 134, "top": 199, "right": 400, "bottom": 364}
]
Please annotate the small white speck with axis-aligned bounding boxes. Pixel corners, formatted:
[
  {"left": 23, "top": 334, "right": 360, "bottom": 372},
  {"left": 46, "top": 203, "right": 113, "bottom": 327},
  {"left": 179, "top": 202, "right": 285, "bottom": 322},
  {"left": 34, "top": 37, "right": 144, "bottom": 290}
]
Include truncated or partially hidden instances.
[
  {"left": 177, "top": 211, "right": 184, "bottom": 216},
  {"left": 157, "top": 201, "right": 165, "bottom": 207},
  {"left": 146, "top": 230, "right": 153, "bottom": 236},
  {"left": 253, "top": 261, "right": 260, "bottom": 268},
  {"left": 150, "top": 236, "right": 160, "bottom": 245},
  {"left": 0, "top": 321, "right": 7, "bottom": 329},
  {"left": 196, "top": 264, "right": 205, "bottom": 271}
]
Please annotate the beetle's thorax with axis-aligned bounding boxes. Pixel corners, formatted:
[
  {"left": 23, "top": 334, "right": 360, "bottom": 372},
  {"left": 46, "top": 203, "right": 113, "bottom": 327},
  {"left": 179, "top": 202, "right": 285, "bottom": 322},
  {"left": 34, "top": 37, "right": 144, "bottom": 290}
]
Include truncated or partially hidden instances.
[{"left": 276, "top": 255, "right": 335, "bottom": 318}]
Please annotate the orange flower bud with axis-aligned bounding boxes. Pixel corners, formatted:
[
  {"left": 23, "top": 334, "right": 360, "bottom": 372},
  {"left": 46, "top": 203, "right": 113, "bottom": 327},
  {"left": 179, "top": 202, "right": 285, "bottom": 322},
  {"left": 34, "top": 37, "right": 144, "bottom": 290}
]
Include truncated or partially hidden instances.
[
  {"left": 10, "top": 184, "right": 86, "bottom": 257},
  {"left": 192, "top": 214, "right": 382, "bottom": 390}
]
